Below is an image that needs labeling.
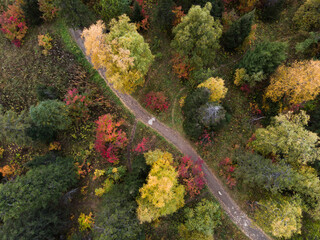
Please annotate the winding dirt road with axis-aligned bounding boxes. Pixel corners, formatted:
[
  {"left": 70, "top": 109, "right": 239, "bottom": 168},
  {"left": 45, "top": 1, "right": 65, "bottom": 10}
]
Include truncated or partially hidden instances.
[{"left": 70, "top": 29, "right": 270, "bottom": 240}]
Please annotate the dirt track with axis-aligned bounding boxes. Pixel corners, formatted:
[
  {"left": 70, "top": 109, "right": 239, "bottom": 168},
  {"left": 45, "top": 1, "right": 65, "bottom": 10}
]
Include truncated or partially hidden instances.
[{"left": 70, "top": 29, "right": 271, "bottom": 240}]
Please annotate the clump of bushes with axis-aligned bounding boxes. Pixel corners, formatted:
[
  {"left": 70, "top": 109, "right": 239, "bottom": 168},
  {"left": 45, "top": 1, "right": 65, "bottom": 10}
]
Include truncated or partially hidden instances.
[{"left": 144, "top": 91, "right": 170, "bottom": 112}]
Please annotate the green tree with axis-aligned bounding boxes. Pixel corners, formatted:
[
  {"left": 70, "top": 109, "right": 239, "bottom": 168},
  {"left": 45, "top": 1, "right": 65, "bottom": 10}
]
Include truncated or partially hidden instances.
[
  {"left": 250, "top": 111, "right": 320, "bottom": 167},
  {"left": 21, "top": 0, "right": 42, "bottom": 25},
  {"left": 131, "top": 0, "right": 144, "bottom": 23},
  {"left": 0, "top": 155, "right": 77, "bottom": 239},
  {"left": 236, "top": 152, "right": 296, "bottom": 193},
  {"left": 221, "top": 10, "right": 254, "bottom": 51},
  {"left": 153, "top": 0, "right": 175, "bottom": 32},
  {"left": 95, "top": 0, "right": 130, "bottom": 24},
  {"left": 29, "top": 100, "right": 71, "bottom": 131},
  {"left": 255, "top": 196, "right": 303, "bottom": 239},
  {"left": 293, "top": 0, "right": 320, "bottom": 31},
  {"left": 94, "top": 188, "right": 143, "bottom": 240},
  {"left": 56, "top": 0, "right": 96, "bottom": 28},
  {"left": 182, "top": 88, "right": 210, "bottom": 139},
  {"left": 137, "top": 149, "right": 185, "bottom": 223},
  {"left": 238, "top": 41, "right": 288, "bottom": 76},
  {"left": 171, "top": 2, "right": 222, "bottom": 69},
  {"left": 0, "top": 105, "right": 31, "bottom": 146},
  {"left": 183, "top": 199, "right": 221, "bottom": 236}
]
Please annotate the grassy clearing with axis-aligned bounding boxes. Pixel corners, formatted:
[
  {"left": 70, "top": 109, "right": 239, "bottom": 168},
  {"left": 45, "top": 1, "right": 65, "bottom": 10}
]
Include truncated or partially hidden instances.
[{"left": 132, "top": 32, "right": 186, "bottom": 133}]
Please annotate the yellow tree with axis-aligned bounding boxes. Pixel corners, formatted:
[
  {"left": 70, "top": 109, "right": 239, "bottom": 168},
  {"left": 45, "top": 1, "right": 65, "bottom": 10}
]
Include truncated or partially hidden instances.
[
  {"left": 82, "top": 15, "right": 154, "bottom": 93},
  {"left": 198, "top": 77, "right": 228, "bottom": 102},
  {"left": 265, "top": 60, "right": 320, "bottom": 105},
  {"left": 137, "top": 149, "right": 185, "bottom": 223}
]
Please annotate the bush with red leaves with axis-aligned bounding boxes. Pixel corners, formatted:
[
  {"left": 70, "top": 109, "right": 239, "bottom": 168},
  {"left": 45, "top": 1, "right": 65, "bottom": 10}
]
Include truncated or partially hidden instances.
[
  {"left": 0, "top": 2, "right": 28, "bottom": 47},
  {"left": 219, "top": 157, "right": 237, "bottom": 189},
  {"left": 95, "top": 114, "right": 128, "bottom": 164},
  {"left": 144, "top": 91, "right": 170, "bottom": 112},
  {"left": 178, "top": 156, "right": 205, "bottom": 197}
]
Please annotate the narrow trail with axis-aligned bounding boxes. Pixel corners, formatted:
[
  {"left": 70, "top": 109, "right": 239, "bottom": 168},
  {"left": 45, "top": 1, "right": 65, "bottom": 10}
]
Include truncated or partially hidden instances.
[{"left": 70, "top": 29, "right": 271, "bottom": 240}]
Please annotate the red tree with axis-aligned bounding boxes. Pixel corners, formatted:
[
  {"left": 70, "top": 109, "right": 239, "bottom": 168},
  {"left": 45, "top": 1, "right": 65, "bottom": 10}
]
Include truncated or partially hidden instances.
[
  {"left": 95, "top": 114, "right": 128, "bottom": 164},
  {"left": 178, "top": 156, "right": 205, "bottom": 197},
  {"left": 144, "top": 91, "right": 170, "bottom": 112}
]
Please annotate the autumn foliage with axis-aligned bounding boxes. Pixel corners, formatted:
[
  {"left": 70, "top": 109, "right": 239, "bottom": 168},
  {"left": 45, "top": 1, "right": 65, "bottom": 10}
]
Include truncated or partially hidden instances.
[
  {"left": 178, "top": 156, "right": 205, "bottom": 197},
  {"left": 198, "top": 77, "right": 228, "bottom": 102},
  {"left": 0, "top": 1, "right": 28, "bottom": 47},
  {"left": 171, "top": 53, "right": 193, "bottom": 81},
  {"left": 82, "top": 16, "right": 154, "bottom": 93},
  {"left": 265, "top": 60, "right": 320, "bottom": 105},
  {"left": 137, "top": 149, "right": 185, "bottom": 223},
  {"left": 95, "top": 114, "right": 128, "bottom": 164},
  {"left": 144, "top": 91, "right": 170, "bottom": 112}
]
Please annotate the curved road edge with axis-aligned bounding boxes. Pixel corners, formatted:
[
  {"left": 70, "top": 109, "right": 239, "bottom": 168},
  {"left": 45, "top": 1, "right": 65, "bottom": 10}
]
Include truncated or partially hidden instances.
[{"left": 69, "top": 28, "right": 271, "bottom": 240}]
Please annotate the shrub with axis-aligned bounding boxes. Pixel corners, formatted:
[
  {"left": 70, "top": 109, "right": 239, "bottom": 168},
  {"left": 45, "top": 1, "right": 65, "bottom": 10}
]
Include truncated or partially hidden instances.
[
  {"left": 178, "top": 156, "right": 205, "bottom": 197},
  {"left": 197, "top": 77, "right": 228, "bottom": 102},
  {"left": 94, "top": 114, "right": 128, "bottom": 164},
  {"left": 36, "top": 84, "right": 59, "bottom": 101},
  {"left": 238, "top": 41, "right": 288, "bottom": 76},
  {"left": 131, "top": 0, "right": 144, "bottom": 23},
  {"left": 94, "top": 0, "right": 130, "bottom": 24},
  {"left": 293, "top": 0, "right": 320, "bottom": 31},
  {"left": 56, "top": 0, "right": 96, "bottom": 28},
  {"left": 183, "top": 199, "right": 221, "bottom": 236},
  {"left": 0, "top": 106, "right": 31, "bottom": 146},
  {"left": 234, "top": 68, "right": 266, "bottom": 87},
  {"left": 78, "top": 212, "right": 94, "bottom": 232},
  {"left": 38, "top": 0, "right": 59, "bottom": 22},
  {"left": 26, "top": 123, "right": 57, "bottom": 143},
  {"left": 38, "top": 33, "right": 53, "bottom": 55},
  {"left": 295, "top": 32, "right": 320, "bottom": 59},
  {"left": 144, "top": 91, "right": 170, "bottom": 112},
  {"left": 21, "top": 0, "right": 42, "bottom": 25},
  {"left": 221, "top": 10, "right": 254, "bottom": 51},
  {"left": 172, "top": 53, "right": 193, "bottom": 81},
  {"left": 257, "top": 0, "right": 285, "bottom": 22},
  {"left": 64, "top": 88, "right": 91, "bottom": 124},
  {"left": 29, "top": 100, "right": 71, "bottom": 131},
  {"left": 0, "top": 2, "right": 28, "bottom": 47}
]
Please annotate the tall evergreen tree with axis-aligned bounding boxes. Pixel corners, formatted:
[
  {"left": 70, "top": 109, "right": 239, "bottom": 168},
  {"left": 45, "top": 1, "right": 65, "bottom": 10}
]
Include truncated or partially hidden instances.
[{"left": 221, "top": 10, "right": 254, "bottom": 51}]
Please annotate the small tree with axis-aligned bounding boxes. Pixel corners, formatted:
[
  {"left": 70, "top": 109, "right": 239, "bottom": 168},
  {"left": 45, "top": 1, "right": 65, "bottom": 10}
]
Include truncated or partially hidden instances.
[
  {"left": 171, "top": 2, "right": 223, "bottom": 69},
  {"left": 182, "top": 88, "right": 210, "bottom": 139},
  {"left": 153, "top": 0, "right": 175, "bottom": 32},
  {"left": 255, "top": 196, "right": 303, "bottom": 239},
  {"left": 95, "top": 114, "right": 128, "bottom": 164},
  {"left": 265, "top": 60, "right": 320, "bottom": 105},
  {"left": 144, "top": 91, "right": 170, "bottom": 112},
  {"left": 0, "top": 106, "right": 31, "bottom": 146},
  {"left": 56, "top": 0, "right": 96, "bottom": 28},
  {"left": 21, "top": 0, "right": 42, "bottom": 25},
  {"left": 198, "top": 102, "right": 226, "bottom": 128},
  {"left": 183, "top": 199, "right": 221, "bottom": 236},
  {"left": 94, "top": 0, "right": 130, "bottom": 24},
  {"left": 293, "top": 0, "right": 320, "bottom": 31},
  {"left": 0, "top": 1, "right": 28, "bottom": 47},
  {"left": 221, "top": 10, "right": 254, "bottom": 51},
  {"left": 197, "top": 77, "right": 228, "bottom": 102},
  {"left": 38, "top": 0, "right": 59, "bottom": 22},
  {"left": 238, "top": 41, "right": 288, "bottom": 76},
  {"left": 29, "top": 100, "right": 71, "bottom": 131},
  {"left": 257, "top": 0, "right": 285, "bottom": 22},
  {"left": 137, "top": 149, "right": 185, "bottom": 223},
  {"left": 131, "top": 0, "right": 144, "bottom": 23}
]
